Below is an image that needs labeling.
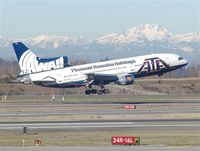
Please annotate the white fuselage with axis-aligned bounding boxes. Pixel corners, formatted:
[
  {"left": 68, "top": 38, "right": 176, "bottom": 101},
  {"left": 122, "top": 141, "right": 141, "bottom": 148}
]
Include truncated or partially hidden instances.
[{"left": 20, "top": 53, "right": 187, "bottom": 88}]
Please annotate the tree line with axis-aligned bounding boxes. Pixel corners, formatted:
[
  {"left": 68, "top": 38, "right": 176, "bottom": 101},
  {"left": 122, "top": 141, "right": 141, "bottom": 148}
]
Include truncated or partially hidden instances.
[{"left": 0, "top": 58, "right": 199, "bottom": 82}]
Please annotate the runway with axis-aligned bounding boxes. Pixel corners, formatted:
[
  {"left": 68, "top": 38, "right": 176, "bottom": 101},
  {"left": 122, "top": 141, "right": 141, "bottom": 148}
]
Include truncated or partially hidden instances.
[
  {"left": 0, "top": 119, "right": 199, "bottom": 132},
  {"left": 0, "top": 96, "right": 200, "bottom": 147},
  {"left": 0, "top": 99, "right": 200, "bottom": 131}
]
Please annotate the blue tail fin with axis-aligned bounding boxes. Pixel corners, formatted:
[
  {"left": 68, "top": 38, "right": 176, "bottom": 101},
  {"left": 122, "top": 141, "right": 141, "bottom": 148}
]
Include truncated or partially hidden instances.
[
  {"left": 12, "top": 42, "right": 29, "bottom": 61},
  {"left": 12, "top": 42, "right": 69, "bottom": 75}
]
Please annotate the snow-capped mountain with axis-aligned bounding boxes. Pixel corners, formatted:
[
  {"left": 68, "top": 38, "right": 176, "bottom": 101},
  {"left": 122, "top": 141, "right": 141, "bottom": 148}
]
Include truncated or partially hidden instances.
[
  {"left": 24, "top": 35, "right": 87, "bottom": 49},
  {"left": 96, "top": 24, "right": 172, "bottom": 44},
  {"left": 0, "top": 24, "right": 199, "bottom": 63},
  {"left": 173, "top": 33, "right": 200, "bottom": 42},
  {"left": 96, "top": 24, "right": 200, "bottom": 53}
]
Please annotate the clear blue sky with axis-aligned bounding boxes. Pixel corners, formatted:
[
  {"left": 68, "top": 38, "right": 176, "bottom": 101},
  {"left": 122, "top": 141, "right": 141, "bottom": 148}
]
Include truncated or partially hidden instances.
[{"left": 1, "top": 0, "right": 199, "bottom": 39}]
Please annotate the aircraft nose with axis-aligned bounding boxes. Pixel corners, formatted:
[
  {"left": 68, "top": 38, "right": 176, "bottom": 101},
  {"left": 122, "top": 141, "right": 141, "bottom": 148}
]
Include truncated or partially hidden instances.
[{"left": 183, "top": 58, "right": 188, "bottom": 66}]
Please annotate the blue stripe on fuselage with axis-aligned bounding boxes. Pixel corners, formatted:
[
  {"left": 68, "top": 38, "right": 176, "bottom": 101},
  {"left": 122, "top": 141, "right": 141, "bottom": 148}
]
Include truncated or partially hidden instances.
[{"left": 134, "top": 63, "right": 187, "bottom": 78}]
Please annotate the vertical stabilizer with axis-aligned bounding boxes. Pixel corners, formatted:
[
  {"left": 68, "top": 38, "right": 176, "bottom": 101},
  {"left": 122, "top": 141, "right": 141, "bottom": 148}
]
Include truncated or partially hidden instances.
[{"left": 12, "top": 42, "right": 69, "bottom": 75}]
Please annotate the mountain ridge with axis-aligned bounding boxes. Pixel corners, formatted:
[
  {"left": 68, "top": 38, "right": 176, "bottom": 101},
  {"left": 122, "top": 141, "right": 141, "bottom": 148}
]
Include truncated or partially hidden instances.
[{"left": 0, "top": 24, "right": 199, "bottom": 63}]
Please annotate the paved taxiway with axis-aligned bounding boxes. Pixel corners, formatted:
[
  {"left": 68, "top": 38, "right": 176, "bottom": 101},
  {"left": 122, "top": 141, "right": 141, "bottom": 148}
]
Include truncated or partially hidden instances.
[
  {"left": 1, "top": 102, "right": 200, "bottom": 116},
  {"left": 1, "top": 146, "right": 200, "bottom": 151},
  {"left": 0, "top": 119, "right": 199, "bottom": 132}
]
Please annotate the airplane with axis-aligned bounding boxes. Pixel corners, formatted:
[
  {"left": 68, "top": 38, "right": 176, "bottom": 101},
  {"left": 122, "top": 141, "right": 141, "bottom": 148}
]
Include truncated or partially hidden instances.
[{"left": 12, "top": 42, "right": 188, "bottom": 95}]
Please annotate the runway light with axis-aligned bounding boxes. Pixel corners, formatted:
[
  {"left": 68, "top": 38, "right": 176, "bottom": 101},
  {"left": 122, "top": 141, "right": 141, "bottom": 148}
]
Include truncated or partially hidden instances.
[
  {"left": 21, "top": 139, "right": 25, "bottom": 147},
  {"left": 122, "top": 104, "right": 136, "bottom": 109},
  {"left": 34, "top": 140, "right": 42, "bottom": 146}
]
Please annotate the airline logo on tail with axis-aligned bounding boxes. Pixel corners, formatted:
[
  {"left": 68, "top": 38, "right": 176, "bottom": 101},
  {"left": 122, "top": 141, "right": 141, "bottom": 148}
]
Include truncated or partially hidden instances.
[{"left": 13, "top": 42, "right": 68, "bottom": 75}]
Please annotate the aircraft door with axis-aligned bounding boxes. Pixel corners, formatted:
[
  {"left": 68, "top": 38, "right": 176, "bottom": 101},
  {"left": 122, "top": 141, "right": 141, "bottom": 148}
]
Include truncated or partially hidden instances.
[{"left": 57, "top": 74, "right": 62, "bottom": 83}]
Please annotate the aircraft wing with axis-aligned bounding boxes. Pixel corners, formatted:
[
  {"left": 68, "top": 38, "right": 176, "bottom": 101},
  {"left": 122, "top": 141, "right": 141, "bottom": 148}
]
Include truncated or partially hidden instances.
[
  {"left": 40, "top": 76, "right": 56, "bottom": 82},
  {"left": 32, "top": 77, "right": 56, "bottom": 86},
  {"left": 86, "top": 73, "right": 118, "bottom": 83}
]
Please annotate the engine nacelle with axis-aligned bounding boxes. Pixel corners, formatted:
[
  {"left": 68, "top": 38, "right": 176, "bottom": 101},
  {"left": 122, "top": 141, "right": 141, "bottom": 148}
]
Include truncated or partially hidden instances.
[{"left": 116, "top": 74, "right": 135, "bottom": 85}]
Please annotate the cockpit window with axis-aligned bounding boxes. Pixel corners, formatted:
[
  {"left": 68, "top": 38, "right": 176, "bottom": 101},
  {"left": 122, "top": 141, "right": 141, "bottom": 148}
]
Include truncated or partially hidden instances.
[{"left": 178, "top": 57, "right": 183, "bottom": 60}]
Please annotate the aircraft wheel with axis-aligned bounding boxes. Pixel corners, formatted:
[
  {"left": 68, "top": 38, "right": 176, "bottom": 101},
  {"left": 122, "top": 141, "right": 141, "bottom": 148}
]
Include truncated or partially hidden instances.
[
  {"left": 97, "top": 90, "right": 103, "bottom": 95},
  {"left": 85, "top": 90, "right": 91, "bottom": 95},
  {"left": 104, "top": 89, "right": 110, "bottom": 94},
  {"left": 91, "top": 89, "right": 97, "bottom": 94}
]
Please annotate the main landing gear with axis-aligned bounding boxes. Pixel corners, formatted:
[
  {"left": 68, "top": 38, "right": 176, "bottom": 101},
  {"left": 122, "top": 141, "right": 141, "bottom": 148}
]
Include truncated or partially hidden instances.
[{"left": 85, "top": 85, "right": 110, "bottom": 95}]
